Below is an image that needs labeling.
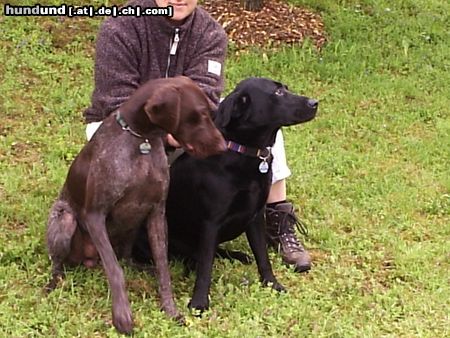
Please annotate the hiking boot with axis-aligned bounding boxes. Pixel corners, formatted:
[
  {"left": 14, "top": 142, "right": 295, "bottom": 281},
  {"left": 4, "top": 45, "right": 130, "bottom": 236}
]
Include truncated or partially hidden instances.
[{"left": 265, "top": 202, "right": 311, "bottom": 272}]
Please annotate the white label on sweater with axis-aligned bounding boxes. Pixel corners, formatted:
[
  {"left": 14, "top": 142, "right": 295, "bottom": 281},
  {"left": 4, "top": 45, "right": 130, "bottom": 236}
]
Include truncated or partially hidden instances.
[{"left": 208, "top": 60, "right": 222, "bottom": 76}]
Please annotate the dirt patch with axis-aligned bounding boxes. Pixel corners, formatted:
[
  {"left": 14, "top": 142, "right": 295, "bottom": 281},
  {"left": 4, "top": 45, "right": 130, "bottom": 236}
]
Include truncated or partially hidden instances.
[
  {"left": 39, "top": 16, "right": 98, "bottom": 54},
  {"left": 201, "top": 0, "right": 327, "bottom": 50}
]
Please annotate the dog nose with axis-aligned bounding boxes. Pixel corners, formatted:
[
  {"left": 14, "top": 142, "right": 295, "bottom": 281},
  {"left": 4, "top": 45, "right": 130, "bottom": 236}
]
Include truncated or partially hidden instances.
[{"left": 307, "top": 99, "right": 319, "bottom": 109}]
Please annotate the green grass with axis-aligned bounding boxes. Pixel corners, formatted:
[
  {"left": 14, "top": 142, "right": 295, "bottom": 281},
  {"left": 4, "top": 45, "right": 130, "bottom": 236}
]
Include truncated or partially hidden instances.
[{"left": 1, "top": 0, "right": 449, "bottom": 336}]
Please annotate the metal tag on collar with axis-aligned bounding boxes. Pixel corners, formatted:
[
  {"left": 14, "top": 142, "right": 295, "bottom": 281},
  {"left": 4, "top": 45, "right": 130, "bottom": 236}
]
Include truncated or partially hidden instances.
[
  {"left": 259, "top": 160, "right": 269, "bottom": 174},
  {"left": 258, "top": 147, "right": 271, "bottom": 174},
  {"left": 139, "top": 139, "right": 152, "bottom": 155}
]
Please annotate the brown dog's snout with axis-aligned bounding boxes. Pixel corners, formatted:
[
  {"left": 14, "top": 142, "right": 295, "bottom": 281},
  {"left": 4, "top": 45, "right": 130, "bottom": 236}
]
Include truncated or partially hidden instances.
[
  {"left": 214, "top": 127, "right": 227, "bottom": 149},
  {"left": 307, "top": 99, "right": 319, "bottom": 109},
  {"left": 178, "top": 121, "right": 226, "bottom": 158},
  {"left": 195, "top": 130, "right": 226, "bottom": 158}
]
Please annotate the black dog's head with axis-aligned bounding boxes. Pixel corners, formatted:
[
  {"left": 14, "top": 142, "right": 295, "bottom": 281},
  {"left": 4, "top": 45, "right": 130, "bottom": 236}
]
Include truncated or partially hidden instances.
[{"left": 214, "top": 77, "right": 318, "bottom": 148}]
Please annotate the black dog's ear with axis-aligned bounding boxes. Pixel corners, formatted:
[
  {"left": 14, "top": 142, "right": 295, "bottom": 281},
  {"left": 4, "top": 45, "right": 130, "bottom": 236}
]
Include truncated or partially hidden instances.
[
  {"left": 214, "top": 92, "right": 250, "bottom": 129},
  {"left": 214, "top": 92, "right": 237, "bottom": 129}
]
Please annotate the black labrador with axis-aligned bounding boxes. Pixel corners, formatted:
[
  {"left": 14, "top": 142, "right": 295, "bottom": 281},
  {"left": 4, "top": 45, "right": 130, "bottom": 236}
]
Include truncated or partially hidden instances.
[{"left": 134, "top": 77, "right": 318, "bottom": 312}]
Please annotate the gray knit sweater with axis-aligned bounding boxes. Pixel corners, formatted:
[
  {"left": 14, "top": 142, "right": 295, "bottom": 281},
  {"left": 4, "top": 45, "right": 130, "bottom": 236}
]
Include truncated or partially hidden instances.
[{"left": 83, "top": 0, "right": 227, "bottom": 123}]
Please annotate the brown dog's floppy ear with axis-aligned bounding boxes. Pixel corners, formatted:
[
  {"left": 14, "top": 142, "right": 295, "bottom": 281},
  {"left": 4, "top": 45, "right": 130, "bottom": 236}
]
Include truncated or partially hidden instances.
[{"left": 144, "top": 86, "right": 181, "bottom": 135}]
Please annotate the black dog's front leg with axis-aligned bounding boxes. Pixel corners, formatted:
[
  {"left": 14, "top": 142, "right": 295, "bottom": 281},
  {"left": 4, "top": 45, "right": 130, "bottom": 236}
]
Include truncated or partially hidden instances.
[
  {"left": 246, "top": 210, "right": 285, "bottom": 292},
  {"left": 189, "top": 224, "right": 219, "bottom": 313}
]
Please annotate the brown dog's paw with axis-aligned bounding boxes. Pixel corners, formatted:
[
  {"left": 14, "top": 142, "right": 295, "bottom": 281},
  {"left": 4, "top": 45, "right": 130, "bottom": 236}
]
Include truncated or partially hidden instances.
[
  {"left": 164, "top": 305, "right": 185, "bottom": 325},
  {"left": 112, "top": 305, "right": 134, "bottom": 334},
  {"left": 174, "top": 312, "right": 186, "bottom": 325},
  {"left": 43, "top": 274, "right": 64, "bottom": 294}
]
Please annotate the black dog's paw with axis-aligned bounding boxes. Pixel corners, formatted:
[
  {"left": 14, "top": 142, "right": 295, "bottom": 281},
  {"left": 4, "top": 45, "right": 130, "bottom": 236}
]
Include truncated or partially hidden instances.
[
  {"left": 216, "top": 248, "right": 253, "bottom": 265},
  {"left": 262, "top": 279, "right": 286, "bottom": 293},
  {"left": 272, "top": 281, "right": 286, "bottom": 293},
  {"left": 188, "top": 298, "right": 209, "bottom": 317},
  {"left": 229, "top": 250, "right": 253, "bottom": 265}
]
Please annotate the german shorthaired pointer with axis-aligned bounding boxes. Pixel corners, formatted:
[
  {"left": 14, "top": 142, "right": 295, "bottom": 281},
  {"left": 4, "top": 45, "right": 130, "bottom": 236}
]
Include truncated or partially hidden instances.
[{"left": 45, "top": 76, "right": 226, "bottom": 333}]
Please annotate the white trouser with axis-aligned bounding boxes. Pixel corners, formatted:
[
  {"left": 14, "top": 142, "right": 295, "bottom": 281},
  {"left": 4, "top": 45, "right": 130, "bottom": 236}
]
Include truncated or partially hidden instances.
[
  {"left": 270, "top": 129, "right": 292, "bottom": 183},
  {"left": 85, "top": 122, "right": 291, "bottom": 184}
]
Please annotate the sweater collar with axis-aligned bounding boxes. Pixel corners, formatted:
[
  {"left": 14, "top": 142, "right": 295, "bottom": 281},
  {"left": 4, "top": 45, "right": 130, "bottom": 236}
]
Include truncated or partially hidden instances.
[{"left": 147, "top": 0, "right": 197, "bottom": 35}]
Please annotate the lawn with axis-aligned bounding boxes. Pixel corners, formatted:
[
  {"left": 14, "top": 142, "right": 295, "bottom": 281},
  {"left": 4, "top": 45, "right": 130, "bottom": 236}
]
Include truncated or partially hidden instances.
[{"left": 0, "top": 0, "right": 449, "bottom": 337}]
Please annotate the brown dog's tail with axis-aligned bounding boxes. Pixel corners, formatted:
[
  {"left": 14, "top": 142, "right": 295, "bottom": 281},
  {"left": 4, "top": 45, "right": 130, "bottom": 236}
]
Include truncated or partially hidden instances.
[
  {"left": 45, "top": 199, "right": 78, "bottom": 291},
  {"left": 46, "top": 200, "right": 77, "bottom": 267}
]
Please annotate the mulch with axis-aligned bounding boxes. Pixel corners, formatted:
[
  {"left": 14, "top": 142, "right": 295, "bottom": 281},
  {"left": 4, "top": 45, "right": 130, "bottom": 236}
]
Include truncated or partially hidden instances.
[{"left": 201, "top": 0, "right": 327, "bottom": 51}]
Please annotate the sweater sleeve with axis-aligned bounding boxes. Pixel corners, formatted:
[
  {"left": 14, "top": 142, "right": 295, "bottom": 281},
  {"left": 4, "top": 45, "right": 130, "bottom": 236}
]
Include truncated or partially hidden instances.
[
  {"left": 83, "top": 18, "right": 142, "bottom": 123},
  {"left": 183, "top": 22, "right": 227, "bottom": 112}
]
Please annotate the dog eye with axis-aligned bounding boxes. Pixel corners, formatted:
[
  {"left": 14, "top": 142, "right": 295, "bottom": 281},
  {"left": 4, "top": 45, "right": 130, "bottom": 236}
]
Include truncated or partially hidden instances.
[{"left": 274, "top": 88, "right": 284, "bottom": 96}]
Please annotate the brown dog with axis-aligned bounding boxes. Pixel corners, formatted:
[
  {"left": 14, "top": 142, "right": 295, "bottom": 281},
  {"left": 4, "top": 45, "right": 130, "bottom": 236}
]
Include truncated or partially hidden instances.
[{"left": 45, "top": 76, "right": 225, "bottom": 334}]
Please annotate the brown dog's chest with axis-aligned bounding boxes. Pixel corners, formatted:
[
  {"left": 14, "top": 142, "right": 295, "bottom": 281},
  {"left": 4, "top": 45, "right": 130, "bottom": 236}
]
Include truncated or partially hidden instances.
[
  {"left": 67, "top": 125, "right": 169, "bottom": 235},
  {"left": 107, "top": 177, "right": 166, "bottom": 233},
  {"left": 104, "top": 150, "right": 169, "bottom": 236}
]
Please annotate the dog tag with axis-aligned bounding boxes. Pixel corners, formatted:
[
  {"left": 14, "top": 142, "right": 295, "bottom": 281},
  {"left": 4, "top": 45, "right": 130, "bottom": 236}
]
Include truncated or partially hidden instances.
[
  {"left": 139, "top": 140, "right": 152, "bottom": 154},
  {"left": 259, "top": 160, "right": 269, "bottom": 174}
]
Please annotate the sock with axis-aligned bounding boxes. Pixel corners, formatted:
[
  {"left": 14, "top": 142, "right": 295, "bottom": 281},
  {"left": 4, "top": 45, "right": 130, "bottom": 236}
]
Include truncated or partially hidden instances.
[{"left": 267, "top": 200, "right": 287, "bottom": 208}]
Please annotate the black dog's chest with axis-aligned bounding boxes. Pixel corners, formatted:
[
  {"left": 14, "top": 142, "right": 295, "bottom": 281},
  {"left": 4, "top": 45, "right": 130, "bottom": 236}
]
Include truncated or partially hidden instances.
[
  {"left": 165, "top": 151, "right": 272, "bottom": 259},
  {"left": 216, "top": 177, "right": 269, "bottom": 241}
]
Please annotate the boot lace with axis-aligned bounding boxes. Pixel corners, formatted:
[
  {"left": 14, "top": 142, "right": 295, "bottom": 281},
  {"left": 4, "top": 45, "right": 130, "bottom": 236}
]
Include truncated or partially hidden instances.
[{"left": 267, "top": 208, "right": 309, "bottom": 253}]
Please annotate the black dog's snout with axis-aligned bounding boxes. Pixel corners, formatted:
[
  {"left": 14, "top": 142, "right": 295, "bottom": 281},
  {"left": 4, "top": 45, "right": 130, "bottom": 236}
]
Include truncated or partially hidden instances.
[{"left": 307, "top": 99, "right": 319, "bottom": 109}]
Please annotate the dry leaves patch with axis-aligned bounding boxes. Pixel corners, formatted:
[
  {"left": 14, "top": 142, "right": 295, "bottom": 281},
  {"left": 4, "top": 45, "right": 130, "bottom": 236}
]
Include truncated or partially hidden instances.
[{"left": 201, "top": 0, "right": 326, "bottom": 50}]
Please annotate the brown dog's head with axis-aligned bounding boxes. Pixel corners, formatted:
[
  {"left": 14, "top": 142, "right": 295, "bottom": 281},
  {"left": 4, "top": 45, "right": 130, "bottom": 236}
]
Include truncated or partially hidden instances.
[{"left": 144, "top": 77, "right": 225, "bottom": 158}]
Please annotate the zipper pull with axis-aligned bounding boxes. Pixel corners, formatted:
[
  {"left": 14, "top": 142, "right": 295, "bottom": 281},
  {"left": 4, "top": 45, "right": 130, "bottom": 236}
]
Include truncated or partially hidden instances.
[{"left": 170, "top": 28, "right": 180, "bottom": 56}]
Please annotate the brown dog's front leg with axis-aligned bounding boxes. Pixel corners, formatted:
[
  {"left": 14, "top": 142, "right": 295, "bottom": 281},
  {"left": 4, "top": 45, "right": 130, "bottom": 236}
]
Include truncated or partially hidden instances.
[
  {"left": 83, "top": 211, "right": 133, "bottom": 334},
  {"left": 146, "top": 206, "right": 183, "bottom": 323}
]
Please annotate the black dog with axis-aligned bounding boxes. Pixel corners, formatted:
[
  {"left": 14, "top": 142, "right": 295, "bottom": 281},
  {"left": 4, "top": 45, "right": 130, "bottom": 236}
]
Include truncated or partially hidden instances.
[{"left": 134, "top": 77, "right": 318, "bottom": 312}]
